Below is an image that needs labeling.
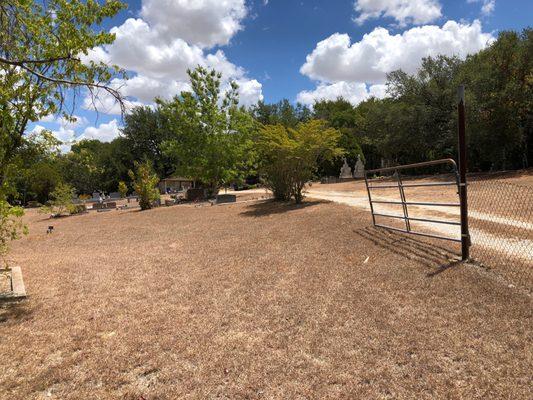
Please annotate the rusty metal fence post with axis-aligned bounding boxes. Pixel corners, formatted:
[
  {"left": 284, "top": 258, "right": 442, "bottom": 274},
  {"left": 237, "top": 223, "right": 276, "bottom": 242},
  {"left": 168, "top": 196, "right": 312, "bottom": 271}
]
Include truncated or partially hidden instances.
[{"left": 457, "top": 85, "right": 471, "bottom": 260}]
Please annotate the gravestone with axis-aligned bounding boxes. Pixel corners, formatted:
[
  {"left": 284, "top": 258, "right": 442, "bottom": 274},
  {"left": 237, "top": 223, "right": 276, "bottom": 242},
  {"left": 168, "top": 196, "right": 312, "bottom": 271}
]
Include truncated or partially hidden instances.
[
  {"left": 186, "top": 188, "right": 206, "bottom": 201},
  {"left": 109, "top": 192, "right": 121, "bottom": 199},
  {"left": 216, "top": 194, "right": 237, "bottom": 204},
  {"left": 339, "top": 158, "right": 353, "bottom": 180},
  {"left": 353, "top": 155, "right": 365, "bottom": 178}
]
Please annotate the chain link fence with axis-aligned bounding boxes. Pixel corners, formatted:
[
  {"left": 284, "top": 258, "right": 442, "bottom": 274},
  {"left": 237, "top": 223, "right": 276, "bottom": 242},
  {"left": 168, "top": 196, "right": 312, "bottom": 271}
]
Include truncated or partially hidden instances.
[{"left": 468, "top": 179, "right": 533, "bottom": 290}]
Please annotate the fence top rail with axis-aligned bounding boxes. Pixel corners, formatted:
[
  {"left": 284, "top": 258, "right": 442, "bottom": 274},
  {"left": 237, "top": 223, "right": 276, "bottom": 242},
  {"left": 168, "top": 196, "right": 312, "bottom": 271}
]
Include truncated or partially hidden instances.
[
  {"left": 368, "top": 181, "right": 458, "bottom": 189},
  {"left": 366, "top": 158, "right": 458, "bottom": 175}
]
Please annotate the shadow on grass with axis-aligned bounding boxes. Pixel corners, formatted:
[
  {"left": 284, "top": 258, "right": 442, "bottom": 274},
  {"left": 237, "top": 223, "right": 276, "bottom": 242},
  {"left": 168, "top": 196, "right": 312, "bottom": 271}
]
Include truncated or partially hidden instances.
[
  {"left": 354, "top": 226, "right": 461, "bottom": 273},
  {"left": 0, "top": 301, "right": 31, "bottom": 324},
  {"left": 240, "top": 199, "right": 324, "bottom": 217}
]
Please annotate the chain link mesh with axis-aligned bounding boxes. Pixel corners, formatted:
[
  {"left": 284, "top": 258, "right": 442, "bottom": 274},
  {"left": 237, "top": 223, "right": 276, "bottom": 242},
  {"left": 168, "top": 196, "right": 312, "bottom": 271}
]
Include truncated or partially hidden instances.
[{"left": 468, "top": 179, "right": 533, "bottom": 290}]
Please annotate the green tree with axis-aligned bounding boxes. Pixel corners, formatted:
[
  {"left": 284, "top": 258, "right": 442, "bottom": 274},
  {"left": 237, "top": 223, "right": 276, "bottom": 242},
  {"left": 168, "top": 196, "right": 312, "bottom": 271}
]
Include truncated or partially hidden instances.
[
  {"left": 312, "top": 99, "right": 365, "bottom": 176},
  {"left": 257, "top": 120, "right": 343, "bottom": 203},
  {"left": 118, "top": 181, "right": 128, "bottom": 198},
  {"left": 128, "top": 161, "right": 159, "bottom": 211},
  {"left": 0, "top": 0, "right": 126, "bottom": 188},
  {"left": 251, "top": 99, "right": 311, "bottom": 127},
  {"left": 0, "top": 198, "right": 26, "bottom": 267},
  {"left": 160, "top": 66, "right": 257, "bottom": 196},
  {"left": 458, "top": 28, "right": 532, "bottom": 170},
  {"left": 122, "top": 106, "right": 174, "bottom": 178},
  {"left": 41, "top": 182, "right": 76, "bottom": 216}
]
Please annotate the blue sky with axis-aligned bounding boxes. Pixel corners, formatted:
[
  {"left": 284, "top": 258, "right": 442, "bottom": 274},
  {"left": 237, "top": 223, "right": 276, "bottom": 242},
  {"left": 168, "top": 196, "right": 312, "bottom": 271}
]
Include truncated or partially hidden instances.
[{"left": 31, "top": 0, "right": 532, "bottom": 148}]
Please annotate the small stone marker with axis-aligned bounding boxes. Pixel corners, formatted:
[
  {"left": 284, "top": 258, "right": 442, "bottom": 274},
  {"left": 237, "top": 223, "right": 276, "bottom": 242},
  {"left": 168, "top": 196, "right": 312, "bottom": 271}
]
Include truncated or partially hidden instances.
[
  {"left": 353, "top": 155, "right": 365, "bottom": 178},
  {"left": 339, "top": 158, "right": 353, "bottom": 180}
]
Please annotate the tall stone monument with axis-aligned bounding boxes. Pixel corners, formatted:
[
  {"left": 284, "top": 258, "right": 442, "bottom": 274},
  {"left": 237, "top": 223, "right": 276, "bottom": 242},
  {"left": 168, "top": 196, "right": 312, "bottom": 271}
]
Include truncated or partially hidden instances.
[
  {"left": 353, "top": 155, "right": 365, "bottom": 178},
  {"left": 339, "top": 158, "right": 353, "bottom": 180}
]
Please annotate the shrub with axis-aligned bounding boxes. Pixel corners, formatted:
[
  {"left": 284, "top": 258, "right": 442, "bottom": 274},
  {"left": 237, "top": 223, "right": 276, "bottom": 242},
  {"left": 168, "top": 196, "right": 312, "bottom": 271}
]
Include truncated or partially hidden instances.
[
  {"left": 118, "top": 181, "right": 128, "bottom": 198},
  {"left": 0, "top": 196, "right": 27, "bottom": 267},
  {"left": 256, "top": 120, "right": 343, "bottom": 203},
  {"left": 128, "top": 161, "right": 160, "bottom": 210},
  {"left": 40, "top": 183, "right": 76, "bottom": 216}
]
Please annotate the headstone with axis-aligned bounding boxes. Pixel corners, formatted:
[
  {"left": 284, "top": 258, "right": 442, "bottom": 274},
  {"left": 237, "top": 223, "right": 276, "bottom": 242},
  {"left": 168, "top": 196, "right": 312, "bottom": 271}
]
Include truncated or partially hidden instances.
[
  {"left": 105, "top": 202, "right": 117, "bottom": 209},
  {"left": 353, "top": 155, "right": 365, "bottom": 178},
  {"left": 339, "top": 158, "right": 353, "bottom": 179},
  {"left": 109, "top": 192, "right": 121, "bottom": 199},
  {"left": 186, "top": 188, "right": 206, "bottom": 201},
  {"left": 92, "top": 203, "right": 105, "bottom": 210},
  {"left": 216, "top": 194, "right": 237, "bottom": 204}
]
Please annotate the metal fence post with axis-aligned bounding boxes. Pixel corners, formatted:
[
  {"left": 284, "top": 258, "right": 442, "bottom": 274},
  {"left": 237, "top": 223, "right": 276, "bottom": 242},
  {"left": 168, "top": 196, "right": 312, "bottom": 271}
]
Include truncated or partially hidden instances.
[{"left": 458, "top": 85, "right": 471, "bottom": 260}]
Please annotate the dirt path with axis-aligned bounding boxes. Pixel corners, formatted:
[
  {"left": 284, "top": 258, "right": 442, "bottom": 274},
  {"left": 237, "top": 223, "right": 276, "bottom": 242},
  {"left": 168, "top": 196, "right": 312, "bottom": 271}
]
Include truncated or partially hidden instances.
[{"left": 305, "top": 187, "right": 533, "bottom": 264}]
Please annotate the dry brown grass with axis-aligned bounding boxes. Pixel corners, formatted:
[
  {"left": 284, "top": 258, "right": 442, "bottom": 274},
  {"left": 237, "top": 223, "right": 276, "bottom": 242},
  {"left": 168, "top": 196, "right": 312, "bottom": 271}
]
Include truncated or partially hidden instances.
[{"left": 0, "top": 199, "right": 531, "bottom": 399}]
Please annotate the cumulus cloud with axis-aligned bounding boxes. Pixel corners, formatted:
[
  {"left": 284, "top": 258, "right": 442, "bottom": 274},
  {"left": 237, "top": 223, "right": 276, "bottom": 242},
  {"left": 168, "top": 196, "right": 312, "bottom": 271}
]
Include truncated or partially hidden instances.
[
  {"left": 140, "top": 0, "right": 247, "bottom": 48},
  {"left": 353, "top": 0, "right": 442, "bottom": 26},
  {"left": 298, "top": 20, "right": 493, "bottom": 106},
  {"left": 79, "top": 119, "right": 121, "bottom": 143},
  {"left": 82, "top": 12, "right": 262, "bottom": 113},
  {"left": 301, "top": 20, "right": 494, "bottom": 84},
  {"left": 467, "top": 0, "right": 495, "bottom": 16},
  {"left": 297, "top": 82, "right": 387, "bottom": 106},
  {"left": 79, "top": 0, "right": 262, "bottom": 114}
]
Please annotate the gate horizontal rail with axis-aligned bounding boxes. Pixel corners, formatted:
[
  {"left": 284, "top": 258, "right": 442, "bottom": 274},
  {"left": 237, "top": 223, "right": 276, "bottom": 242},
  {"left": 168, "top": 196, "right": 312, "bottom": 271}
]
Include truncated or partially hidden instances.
[{"left": 364, "top": 158, "right": 470, "bottom": 251}]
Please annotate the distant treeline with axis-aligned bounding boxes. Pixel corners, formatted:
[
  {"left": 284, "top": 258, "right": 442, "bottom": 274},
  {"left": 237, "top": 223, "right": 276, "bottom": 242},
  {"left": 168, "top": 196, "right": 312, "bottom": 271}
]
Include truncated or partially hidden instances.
[{"left": 10, "top": 28, "right": 532, "bottom": 204}]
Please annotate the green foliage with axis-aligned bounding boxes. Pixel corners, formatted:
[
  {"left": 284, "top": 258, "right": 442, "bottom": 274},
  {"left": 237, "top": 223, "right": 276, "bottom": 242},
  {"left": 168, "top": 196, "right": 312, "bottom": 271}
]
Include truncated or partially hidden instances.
[
  {"left": 312, "top": 98, "right": 365, "bottom": 175},
  {"left": 0, "top": 0, "right": 126, "bottom": 187},
  {"left": 118, "top": 181, "right": 128, "bottom": 198},
  {"left": 128, "top": 161, "right": 160, "bottom": 211},
  {"left": 251, "top": 100, "right": 312, "bottom": 128},
  {"left": 257, "top": 120, "right": 343, "bottom": 203},
  {"left": 458, "top": 29, "right": 533, "bottom": 170},
  {"left": 40, "top": 182, "right": 76, "bottom": 216},
  {"left": 160, "top": 66, "right": 257, "bottom": 195},
  {"left": 0, "top": 196, "right": 27, "bottom": 265},
  {"left": 122, "top": 106, "right": 174, "bottom": 178}
]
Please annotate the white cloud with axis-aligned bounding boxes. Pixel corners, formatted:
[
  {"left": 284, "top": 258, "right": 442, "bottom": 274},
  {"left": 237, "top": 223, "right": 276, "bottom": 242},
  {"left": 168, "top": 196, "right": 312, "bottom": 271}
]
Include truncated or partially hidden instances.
[
  {"left": 140, "top": 0, "right": 247, "bottom": 48},
  {"left": 297, "top": 82, "right": 387, "bottom": 106},
  {"left": 81, "top": 2, "right": 263, "bottom": 114},
  {"left": 468, "top": 0, "right": 496, "bottom": 16},
  {"left": 300, "top": 20, "right": 494, "bottom": 85},
  {"left": 481, "top": 0, "right": 495, "bottom": 15},
  {"left": 79, "top": 119, "right": 121, "bottom": 143},
  {"left": 353, "top": 0, "right": 442, "bottom": 26},
  {"left": 57, "top": 115, "right": 89, "bottom": 129},
  {"left": 234, "top": 78, "right": 264, "bottom": 107}
]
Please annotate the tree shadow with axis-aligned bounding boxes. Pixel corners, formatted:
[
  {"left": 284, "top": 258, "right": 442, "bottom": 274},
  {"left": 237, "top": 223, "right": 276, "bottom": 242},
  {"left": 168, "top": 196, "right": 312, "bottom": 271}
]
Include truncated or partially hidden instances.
[
  {"left": 354, "top": 226, "right": 462, "bottom": 275},
  {"left": 0, "top": 300, "right": 31, "bottom": 324},
  {"left": 240, "top": 199, "right": 325, "bottom": 217}
]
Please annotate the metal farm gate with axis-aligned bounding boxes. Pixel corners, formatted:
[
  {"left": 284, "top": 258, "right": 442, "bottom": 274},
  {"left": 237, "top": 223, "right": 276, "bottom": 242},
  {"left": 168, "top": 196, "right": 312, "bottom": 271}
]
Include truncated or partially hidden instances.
[{"left": 364, "top": 159, "right": 471, "bottom": 261}]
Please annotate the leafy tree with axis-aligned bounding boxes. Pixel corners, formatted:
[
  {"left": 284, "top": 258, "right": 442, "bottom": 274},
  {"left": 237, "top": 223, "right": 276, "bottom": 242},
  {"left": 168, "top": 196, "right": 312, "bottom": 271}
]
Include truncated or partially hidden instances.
[
  {"left": 0, "top": 198, "right": 26, "bottom": 267},
  {"left": 118, "top": 181, "right": 128, "bottom": 198},
  {"left": 41, "top": 182, "right": 76, "bottom": 216},
  {"left": 458, "top": 28, "right": 532, "bottom": 170},
  {"left": 122, "top": 106, "right": 174, "bottom": 178},
  {"left": 128, "top": 161, "right": 159, "bottom": 211},
  {"left": 160, "top": 66, "right": 257, "bottom": 196},
  {"left": 257, "top": 120, "right": 343, "bottom": 203},
  {"left": 251, "top": 99, "right": 311, "bottom": 127},
  {"left": 313, "top": 99, "right": 365, "bottom": 176},
  {"left": 0, "top": 0, "right": 126, "bottom": 188}
]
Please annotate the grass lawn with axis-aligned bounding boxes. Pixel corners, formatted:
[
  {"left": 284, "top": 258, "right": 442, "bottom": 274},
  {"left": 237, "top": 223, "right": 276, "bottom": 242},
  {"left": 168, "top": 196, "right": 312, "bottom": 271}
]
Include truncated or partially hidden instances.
[{"left": 1, "top": 199, "right": 531, "bottom": 399}]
